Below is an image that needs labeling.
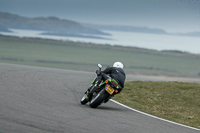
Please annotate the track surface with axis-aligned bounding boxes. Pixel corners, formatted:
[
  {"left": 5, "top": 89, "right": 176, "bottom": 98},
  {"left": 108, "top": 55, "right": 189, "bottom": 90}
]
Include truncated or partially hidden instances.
[{"left": 0, "top": 63, "right": 199, "bottom": 133}]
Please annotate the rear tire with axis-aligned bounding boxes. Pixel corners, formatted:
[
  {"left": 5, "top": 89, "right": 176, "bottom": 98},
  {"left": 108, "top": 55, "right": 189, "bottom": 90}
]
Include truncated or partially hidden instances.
[
  {"left": 89, "top": 89, "right": 109, "bottom": 108},
  {"left": 80, "top": 94, "right": 88, "bottom": 105}
]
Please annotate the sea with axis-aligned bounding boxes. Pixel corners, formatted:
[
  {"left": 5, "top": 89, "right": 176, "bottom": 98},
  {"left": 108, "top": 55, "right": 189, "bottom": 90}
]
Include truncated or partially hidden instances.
[{"left": 0, "top": 29, "right": 200, "bottom": 54}]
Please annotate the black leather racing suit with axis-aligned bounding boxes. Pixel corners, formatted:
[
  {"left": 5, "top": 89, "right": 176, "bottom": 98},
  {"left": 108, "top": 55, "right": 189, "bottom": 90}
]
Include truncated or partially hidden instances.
[{"left": 97, "top": 67, "right": 126, "bottom": 93}]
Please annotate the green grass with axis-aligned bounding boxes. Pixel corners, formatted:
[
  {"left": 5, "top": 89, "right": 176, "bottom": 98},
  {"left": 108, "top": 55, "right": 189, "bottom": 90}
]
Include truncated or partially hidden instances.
[
  {"left": 1, "top": 34, "right": 200, "bottom": 77},
  {"left": 113, "top": 81, "right": 200, "bottom": 129}
]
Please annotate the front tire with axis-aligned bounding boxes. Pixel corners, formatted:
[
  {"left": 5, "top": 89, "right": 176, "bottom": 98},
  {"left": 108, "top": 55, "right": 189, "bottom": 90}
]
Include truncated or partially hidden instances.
[
  {"left": 80, "top": 94, "right": 88, "bottom": 105},
  {"left": 89, "top": 89, "right": 109, "bottom": 108}
]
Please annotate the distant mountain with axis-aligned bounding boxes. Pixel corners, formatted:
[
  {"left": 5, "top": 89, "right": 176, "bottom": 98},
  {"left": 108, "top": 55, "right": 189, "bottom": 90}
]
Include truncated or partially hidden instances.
[
  {"left": 176, "top": 32, "right": 200, "bottom": 38},
  {"left": 0, "top": 12, "right": 110, "bottom": 39},
  {"left": 0, "top": 11, "right": 168, "bottom": 36},
  {"left": 83, "top": 24, "right": 168, "bottom": 35},
  {"left": 1, "top": 12, "right": 199, "bottom": 39},
  {"left": 83, "top": 23, "right": 200, "bottom": 38},
  {"left": 0, "top": 25, "right": 12, "bottom": 32}
]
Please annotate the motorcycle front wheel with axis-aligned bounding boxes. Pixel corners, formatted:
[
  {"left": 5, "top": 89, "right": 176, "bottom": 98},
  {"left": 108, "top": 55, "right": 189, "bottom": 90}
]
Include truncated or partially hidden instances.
[{"left": 80, "top": 94, "right": 88, "bottom": 105}]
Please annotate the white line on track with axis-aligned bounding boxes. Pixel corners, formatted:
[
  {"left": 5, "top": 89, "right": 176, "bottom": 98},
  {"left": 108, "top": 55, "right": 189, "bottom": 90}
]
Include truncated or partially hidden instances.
[{"left": 110, "top": 99, "right": 200, "bottom": 131}]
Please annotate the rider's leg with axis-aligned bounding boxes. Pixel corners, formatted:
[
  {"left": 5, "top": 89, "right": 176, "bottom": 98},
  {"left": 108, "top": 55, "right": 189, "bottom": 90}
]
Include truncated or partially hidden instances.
[
  {"left": 86, "top": 73, "right": 109, "bottom": 92},
  {"left": 95, "top": 73, "right": 110, "bottom": 86},
  {"left": 86, "top": 75, "right": 102, "bottom": 92},
  {"left": 102, "top": 73, "right": 110, "bottom": 81}
]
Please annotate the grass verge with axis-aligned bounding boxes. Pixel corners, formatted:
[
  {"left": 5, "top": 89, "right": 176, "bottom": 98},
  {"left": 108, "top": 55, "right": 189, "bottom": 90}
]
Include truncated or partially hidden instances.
[{"left": 113, "top": 81, "right": 200, "bottom": 129}]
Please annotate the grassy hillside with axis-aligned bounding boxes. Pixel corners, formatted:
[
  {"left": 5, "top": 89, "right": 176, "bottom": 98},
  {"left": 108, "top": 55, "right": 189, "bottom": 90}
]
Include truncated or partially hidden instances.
[
  {"left": 114, "top": 81, "right": 200, "bottom": 129},
  {"left": 0, "top": 34, "right": 200, "bottom": 78}
]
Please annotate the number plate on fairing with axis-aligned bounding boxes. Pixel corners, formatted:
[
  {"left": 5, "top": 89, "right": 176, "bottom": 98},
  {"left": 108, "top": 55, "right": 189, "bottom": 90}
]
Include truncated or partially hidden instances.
[{"left": 105, "top": 84, "right": 114, "bottom": 95}]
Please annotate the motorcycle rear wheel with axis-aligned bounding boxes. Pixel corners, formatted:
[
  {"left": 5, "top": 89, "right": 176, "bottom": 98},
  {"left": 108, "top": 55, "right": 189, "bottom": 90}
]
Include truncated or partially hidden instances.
[{"left": 89, "top": 89, "right": 109, "bottom": 108}]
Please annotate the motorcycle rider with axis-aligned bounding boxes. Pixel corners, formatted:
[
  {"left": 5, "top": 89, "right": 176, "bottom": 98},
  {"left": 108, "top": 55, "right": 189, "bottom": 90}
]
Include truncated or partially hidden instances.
[{"left": 88, "top": 62, "right": 126, "bottom": 94}]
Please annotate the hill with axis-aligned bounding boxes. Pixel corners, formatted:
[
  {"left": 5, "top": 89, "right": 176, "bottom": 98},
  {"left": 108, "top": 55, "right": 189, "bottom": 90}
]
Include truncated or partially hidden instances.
[
  {"left": 1, "top": 11, "right": 200, "bottom": 38},
  {"left": 83, "top": 24, "right": 168, "bottom": 35},
  {"left": 0, "top": 12, "right": 110, "bottom": 38},
  {"left": 0, "top": 25, "right": 11, "bottom": 32},
  {"left": 83, "top": 24, "right": 200, "bottom": 38}
]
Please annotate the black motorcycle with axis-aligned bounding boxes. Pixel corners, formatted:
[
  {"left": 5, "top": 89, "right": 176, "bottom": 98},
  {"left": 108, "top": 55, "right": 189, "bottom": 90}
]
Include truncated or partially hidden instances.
[{"left": 80, "top": 64, "right": 121, "bottom": 108}]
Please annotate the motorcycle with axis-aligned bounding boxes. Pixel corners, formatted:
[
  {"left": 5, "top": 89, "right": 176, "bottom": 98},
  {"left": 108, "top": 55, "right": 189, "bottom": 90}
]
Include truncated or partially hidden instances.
[{"left": 80, "top": 64, "right": 121, "bottom": 108}]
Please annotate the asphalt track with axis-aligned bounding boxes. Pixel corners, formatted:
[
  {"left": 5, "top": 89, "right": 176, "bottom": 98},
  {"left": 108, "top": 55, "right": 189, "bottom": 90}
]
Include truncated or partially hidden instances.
[{"left": 0, "top": 63, "right": 199, "bottom": 133}]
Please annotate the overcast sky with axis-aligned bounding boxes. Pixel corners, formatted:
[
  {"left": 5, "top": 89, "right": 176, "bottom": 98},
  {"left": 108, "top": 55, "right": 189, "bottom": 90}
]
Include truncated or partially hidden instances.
[{"left": 0, "top": 0, "right": 200, "bottom": 32}]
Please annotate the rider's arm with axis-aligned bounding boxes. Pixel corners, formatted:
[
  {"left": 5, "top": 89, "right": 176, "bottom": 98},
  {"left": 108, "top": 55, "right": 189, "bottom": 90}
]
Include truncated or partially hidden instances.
[{"left": 101, "top": 67, "right": 114, "bottom": 74}]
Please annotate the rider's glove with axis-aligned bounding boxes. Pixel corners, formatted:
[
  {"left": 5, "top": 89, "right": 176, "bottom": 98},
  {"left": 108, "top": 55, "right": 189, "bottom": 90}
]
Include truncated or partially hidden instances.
[{"left": 96, "top": 70, "right": 101, "bottom": 76}]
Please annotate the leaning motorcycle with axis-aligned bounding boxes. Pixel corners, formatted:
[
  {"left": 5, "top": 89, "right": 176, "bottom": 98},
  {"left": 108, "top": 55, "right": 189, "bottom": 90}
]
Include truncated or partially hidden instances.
[{"left": 80, "top": 64, "right": 121, "bottom": 108}]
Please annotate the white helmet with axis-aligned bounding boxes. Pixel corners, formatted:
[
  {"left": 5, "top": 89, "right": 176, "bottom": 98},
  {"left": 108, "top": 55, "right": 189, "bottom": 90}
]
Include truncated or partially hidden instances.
[{"left": 113, "top": 62, "right": 124, "bottom": 69}]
